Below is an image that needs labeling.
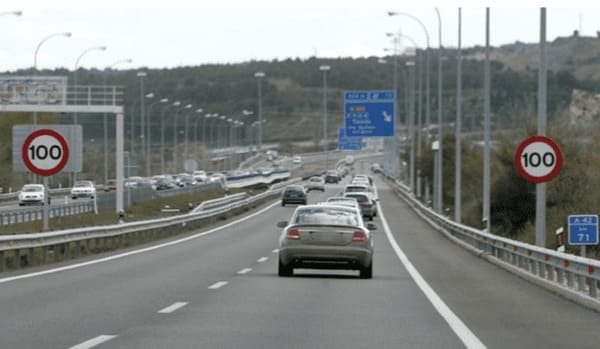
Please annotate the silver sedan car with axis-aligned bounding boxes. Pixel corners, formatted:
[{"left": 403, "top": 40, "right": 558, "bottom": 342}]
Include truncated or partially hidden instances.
[{"left": 277, "top": 204, "right": 376, "bottom": 278}]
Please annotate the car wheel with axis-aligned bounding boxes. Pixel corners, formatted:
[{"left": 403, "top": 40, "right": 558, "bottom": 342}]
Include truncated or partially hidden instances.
[
  {"left": 368, "top": 215, "right": 374, "bottom": 221},
  {"left": 360, "top": 260, "right": 373, "bottom": 279},
  {"left": 72, "top": 197, "right": 76, "bottom": 200},
  {"left": 278, "top": 258, "right": 293, "bottom": 277},
  {"left": 18, "top": 203, "right": 23, "bottom": 206},
  {"left": 281, "top": 201, "right": 285, "bottom": 207}
]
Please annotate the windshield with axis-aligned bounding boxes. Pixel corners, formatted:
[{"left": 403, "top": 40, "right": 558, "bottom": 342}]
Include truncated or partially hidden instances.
[
  {"left": 22, "top": 186, "right": 43, "bottom": 192},
  {"left": 293, "top": 206, "right": 359, "bottom": 226}
]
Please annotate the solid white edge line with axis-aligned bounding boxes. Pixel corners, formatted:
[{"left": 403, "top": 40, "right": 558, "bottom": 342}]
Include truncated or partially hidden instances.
[
  {"left": 68, "top": 335, "right": 118, "bottom": 349},
  {"left": 375, "top": 185, "right": 486, "bottom": 349},
  {"left": 257, "top": 257, "right": 269, "bottom": 263},
  {"left": 0, "top": 200, "right": 281, "bottom": 285},
  {"left": 208, "top": 281, "right": 228, "bottom": 289},
  {"left": 158, "top": 302, "right": 189, "bottom": 314},
  {"left": 237, "top": 268, "right": 253, "bottom": 275}
]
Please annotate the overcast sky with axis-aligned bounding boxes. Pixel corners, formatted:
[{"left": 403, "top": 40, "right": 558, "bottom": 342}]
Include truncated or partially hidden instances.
[{"left": 1, "top": 0, "right": 600, "bottom": 71}]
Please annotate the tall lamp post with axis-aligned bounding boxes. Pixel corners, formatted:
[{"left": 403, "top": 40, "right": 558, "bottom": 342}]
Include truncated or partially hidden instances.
[
  {"left": 74, "top": 45, "right": 107, "bottom": 125},
  {"left": 73, "top": 45, "right": 106, "bottom": 183},
  {"left": 33, "top": 31, "right": 72, "bottom": 125},
  {"left": 319, "top": 65, "right": 331, "bottom": 170},
  {"left": 406, "top": 61, "right": 416, "bottom": 193},
  {"left": 146, "top": 96, "right": 167, "bottom": 176},
  {"left": 173, "top": 103, "right": 192, "bottom": 172},
  {"left": 103, "top": 58, "right": 132, "bottom": 184},
  {"left": 161, "top": 101, "right": 178, "bottom": 174},
  {"left": 254, "top": 71, "right": 265, "bottom": 152},
  {"left": 455, "top": 8, "right": 463, "bottom": 223},
  {"left": 187, "top": 107, "right": 203, "bottom": 163},
  {"left": 193, "top": 109, "right": 206, "bottom": 161},
  {"left": 434, "top": 7, "right": 443, "bottom": 214},
  {"left": 136, "top": 71, "right": 147, "bottom": 171}
]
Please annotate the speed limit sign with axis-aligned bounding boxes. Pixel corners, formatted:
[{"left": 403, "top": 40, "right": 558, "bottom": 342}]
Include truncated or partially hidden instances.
[
  {"left": 21, "top": 128, "right": 70, "bottom": 176},
  {"left": 514, "top": 135, "right": 563, "bottom": 184}
]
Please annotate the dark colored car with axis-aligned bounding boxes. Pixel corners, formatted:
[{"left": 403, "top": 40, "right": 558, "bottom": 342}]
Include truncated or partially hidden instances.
[
  {"left": 155, "top": 178, "right": 176, "bottom": 190},
  {"left": 281, "top": 185, "right": 307, "bottom": 206},
  {"left": 325, "top": 170, "right": 340, "bottom": 184}
]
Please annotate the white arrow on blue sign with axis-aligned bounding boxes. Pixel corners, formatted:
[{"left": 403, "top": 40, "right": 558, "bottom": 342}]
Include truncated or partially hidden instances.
[{"left": 344, "top": 90, "right": 395, "bottom": 137}]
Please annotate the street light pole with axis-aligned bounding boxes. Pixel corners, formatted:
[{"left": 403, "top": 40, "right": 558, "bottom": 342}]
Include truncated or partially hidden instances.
[
  {"left": 103, "top": 58, "right": 132, "bottom": 184},
  {"left": 146, "top": 96, "right": 166, "bottom": 176},
  {"left": 173, "top": 103, "right": 192, "bottom": 172},
  {"left": 254, "top": 72, "right": 265, "bottom": 152},
  {"left": 406, "top": 61, "right": 416, "bottom": 193},
  {"left": 483, "top": 8, "right": 491, "bottom": 232},
  {"left": 319, "top": 65, "right": 331, "bottom": 170},
  {"left": 74, "top": 45, "right": 107, "bottom": 125},
  {"left": 160, "top": 101, "right": 177, "bottom": 174},
  {"left": 73, "top": 45, "right": 106, "bottom": 183},
  {"left": 191, "top": 108, "right": 204, "bottom": 163},
  {"left": 434, "top": 7, "right": 443, "bottom": 214},
  {"left": 136, "top": 71, "right": 147, "bottom": 173},
  {"left": 33, "top": 31, "right": 72, "bottom": 126},
  {"left": 455, "top": 8, "right": 463, "bottom": 223}
]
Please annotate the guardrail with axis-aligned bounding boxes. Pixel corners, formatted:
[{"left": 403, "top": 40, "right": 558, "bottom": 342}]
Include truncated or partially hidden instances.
[
  {"left": 0, "top": 184, "right": 287, "bottom": 273},
  {"left": 0, "top": 201, "right": 94, "bottom": 227},
  {"left": 384, "top": 176, "right": 600, "bottom": 311}
]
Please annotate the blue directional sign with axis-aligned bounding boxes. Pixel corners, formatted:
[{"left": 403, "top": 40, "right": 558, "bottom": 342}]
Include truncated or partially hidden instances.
[
  {"left": 344, "top": 90, "right": 395, "bottom": 137},
  {"left": 338, "top": 128, "right": 362, "bottom": 150},
  {"left": 568, "top": 215, "right": 599, "bottom": 245}
]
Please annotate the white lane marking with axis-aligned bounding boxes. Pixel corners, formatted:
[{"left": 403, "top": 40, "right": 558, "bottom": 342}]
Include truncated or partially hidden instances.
[
  {"left": 237, "top": 268, "right": 252, "bottom": 275},
  {"left": 158, "top": 302, "right": 188, "bottom": 314},
  {"left": 376, "top": 185, "right": 486, "bottom": 349},
  {"left": 272, "top": 249, "right": 279, "bottom": 254},
  {"left": 257, "top": 257, "right": 269, "bottom": 263},
  {"left": 208, "top": 281, "right": 228, "bottom": 289},
  {"left": 0, "top": 201, "right": 281, "bottom": 285},
  {"left": 69, "top": 335, "right": 118, "bottom": 349}
]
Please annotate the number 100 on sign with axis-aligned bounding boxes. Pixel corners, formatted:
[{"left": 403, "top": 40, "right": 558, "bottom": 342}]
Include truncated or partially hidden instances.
[{"left": 514, "top": 135, "right": 563, "bottom": 184}]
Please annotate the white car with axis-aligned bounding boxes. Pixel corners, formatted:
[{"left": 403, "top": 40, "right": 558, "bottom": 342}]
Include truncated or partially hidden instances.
[
  {"left": 193, "top": 170, "right": 208, "bottom": 183},
  {"left": 293, "top": 156, "right": 302, "bottom": 164},
  {"left": 18, "top": 184, "right": 48, "bottom": 206},
  {"left": 71, "top": 180, "right": 96, "bottom": 199},
  {"left": 305, "top": 176, "right": 325, "bottom": 192}
]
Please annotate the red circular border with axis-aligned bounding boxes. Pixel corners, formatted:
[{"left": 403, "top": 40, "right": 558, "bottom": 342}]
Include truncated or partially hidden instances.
[
  {"left": 514, "top": 135, "right": 563, "bottom": 184},
  {"left": 21, "top": 129, "right": 70, "bottom": 176}
]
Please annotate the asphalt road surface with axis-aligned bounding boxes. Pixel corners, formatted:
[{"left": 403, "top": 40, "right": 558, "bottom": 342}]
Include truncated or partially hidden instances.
[{"left": 0, "top": 165, "right": 598, "bottom": 348}]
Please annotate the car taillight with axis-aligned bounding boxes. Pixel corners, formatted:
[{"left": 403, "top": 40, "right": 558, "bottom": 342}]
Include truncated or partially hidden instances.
[
  {"left": 286, "top": 229, "right": 301, "bottom": 240},
  {"left": 352, "top": 230, "right": 367, "bottom": 242}
]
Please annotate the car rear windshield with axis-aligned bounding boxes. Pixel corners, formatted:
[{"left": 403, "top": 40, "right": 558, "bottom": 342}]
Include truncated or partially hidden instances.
[
  {"left": 346, "top": 186, "right": 367, "bottom": 192},
  {"left": 345, "top": 194, "right": 368, "bottom": 203},
  {"left": 294, "top": 207, "right": 358, "bottom": 226},
  {"left": 310, "top": 178, "right": 322, "bottom": 182},
  {"left": 23, "top": 186, "right": 43, "bottom": 192}
]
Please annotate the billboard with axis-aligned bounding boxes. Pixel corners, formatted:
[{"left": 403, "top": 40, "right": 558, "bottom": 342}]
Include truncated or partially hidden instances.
[{"left": 0, "top": 76, "right": 67, "bottom": 105}]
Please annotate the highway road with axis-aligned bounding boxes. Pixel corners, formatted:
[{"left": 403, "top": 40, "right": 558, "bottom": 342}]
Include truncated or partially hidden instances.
[{"left": 0, "top": 161, "right": 598, "bottom": 348}]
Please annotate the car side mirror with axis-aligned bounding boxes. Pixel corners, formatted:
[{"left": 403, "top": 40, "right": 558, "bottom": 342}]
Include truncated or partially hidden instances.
[
  {"left": 276, "top": 221, "right": 288, "bottom": 228},
  {"left": 367, "top": 223, "right": 377, "bottom": 231}
]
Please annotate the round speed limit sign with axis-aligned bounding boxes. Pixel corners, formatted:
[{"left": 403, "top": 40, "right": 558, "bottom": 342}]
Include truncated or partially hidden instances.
[
  {"left": 21, "top": 129, "right": 70, "bottom": 176},
  {"left": 514, "top": 135, "right": 563, "bottom": 184}
]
